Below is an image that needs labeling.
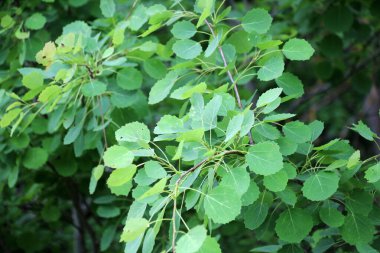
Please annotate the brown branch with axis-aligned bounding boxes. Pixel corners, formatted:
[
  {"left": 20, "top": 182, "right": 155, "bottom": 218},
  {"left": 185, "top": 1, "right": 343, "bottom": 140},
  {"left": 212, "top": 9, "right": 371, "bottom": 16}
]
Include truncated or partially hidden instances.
[{"left": 204, "top": 19, "right": 254, "bottom": 145}]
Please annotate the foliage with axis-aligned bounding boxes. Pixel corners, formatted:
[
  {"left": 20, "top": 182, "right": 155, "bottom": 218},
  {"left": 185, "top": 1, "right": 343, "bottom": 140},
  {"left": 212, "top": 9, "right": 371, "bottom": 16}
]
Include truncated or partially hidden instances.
[{"left": 0, "top": 0, "right": 379, "bottom": 253}]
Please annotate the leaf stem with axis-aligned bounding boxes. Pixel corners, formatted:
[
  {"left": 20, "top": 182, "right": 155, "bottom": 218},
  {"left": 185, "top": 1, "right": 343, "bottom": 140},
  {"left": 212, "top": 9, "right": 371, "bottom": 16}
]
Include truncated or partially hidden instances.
[{"left": 204, "top": 19, "right": 254, "bottom": 145}]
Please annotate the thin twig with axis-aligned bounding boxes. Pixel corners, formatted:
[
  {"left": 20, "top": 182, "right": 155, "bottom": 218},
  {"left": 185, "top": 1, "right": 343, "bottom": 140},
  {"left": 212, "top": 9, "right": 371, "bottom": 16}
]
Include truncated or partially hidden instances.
[
  {"left": 97, "top": 96, "right": 108, "bottom": 149},
  {"left": 204, "top": 19, "right": 254, "bottom": 145},
  {"left": 171, "top": 150, "right": 245, "bottom": 252}
]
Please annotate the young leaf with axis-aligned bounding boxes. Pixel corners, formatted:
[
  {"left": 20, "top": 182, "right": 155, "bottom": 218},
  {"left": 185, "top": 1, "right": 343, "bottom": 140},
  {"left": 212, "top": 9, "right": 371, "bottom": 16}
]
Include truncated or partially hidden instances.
[
  {"left": 107, "top": 165, "right": 137, "bottom": 187},
  {"left": 256, "top": 88, "right": 283, "bottom": 108},
  {"left": 120, "top": 218, "right": 150, "bottom": 242},
  {"left": 275, "top": 208, "right": 313, "bottom": 243},
  {"left": 246, "top": 141, "right": 283, "bottom": 176},
  {"left": 103, "top": 145, "right": 134, "bottom": 168},
  {"left": 282, "top": 38, "right": 315, "bottom": 61},
  {"left": 241, "top": 8, "right": 272, "bottom": 34},
  {"left": 301, "top": 171, "right": 340, "bottom": 201},
  {"left": 138, "top": 177, "right": 167, "bottom": 200}
]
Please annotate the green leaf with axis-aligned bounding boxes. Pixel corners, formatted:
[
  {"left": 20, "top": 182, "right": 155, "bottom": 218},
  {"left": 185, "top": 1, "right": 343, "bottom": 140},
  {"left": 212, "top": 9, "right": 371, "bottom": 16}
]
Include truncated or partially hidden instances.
[
  {"left": 256, "top": 88, "right": 283, "bottom": 108},
  {"left": 148, "top": 71, "right": 178, "bottom": 104},
  {"left": 240, "top": 110, "right": 255, "bottom": 137},
  {"left": 22, "top": 71, "right": 44, "bottom": 90},
  {"left": 143, "top": 58, "right": 167, "bottom": 80},
  {"left": 275, "top": 208, "right": 313, "bottom": 243},
  {"left": 323, "top": 5, "right": 353, "bottom": 33},
  {"left": 81, "top": 80, "right": 107, "bottom": 97},
  {"left": 107, "top": 165, "right": 137, "bottom": 187},
  {"left": 101, "top": 225, "right": 117, "bottom": 251},
  {"left": 22, "top": 147, "right": 48, "bottom": 170},
  {"left": 25, "top": 13, "right": 46, "bottom": 30},
  {"left": 242, "top": 8, "right": 273, "bottom": 34},
  {"left": 319, "top": 205, "right": 345, "bottom": 228},
  {"left": 144, "top": 161, "right": 167, "bottom": 179},
  {"left": 171, "top": 82, "right": 207, "bottom": 100},
  {"left": 302, "top": 171, "right": 340, "bottom": 201},
  {"left": 341, "top": 213, "right": 375, "bottom": 245},
  {"left": 241, "top": 180, "right": 260, "bottom": 206},
  {"left": 138, "top": 177, "right": 167, "bottom": 200},
  {"left": 103, "top": 145, "right": 134, "bottom": 169},
  {"left": 117, "top": 67, "right": 143, "bottom": 91},
  {"left": 225, "top": 114, "right": 244, "bottom": 142},
  {"left": 243, "top": 201, "right": 269, "bottom": 229},
  {"left": 195, "top": 236, "right": 221, "bottom": 253},
  {"left": 173, "top": 39, "right": 202, "bottom": 59},
  {"left": 171, "top": 21, "right": 197, "bottom": 39},
  {"left": 246, "top": 141, "right": 283, "bottom": 176},
  {"left": 263, "top": 170, "right": 288, "bottom": 192},
  {"left": 351, "top": 121, "right": 376, "bottom": 141},
  {"left": 120, "top": 218, "right": 150, "bottom": 242},
  {"left": 115, "top": 122, "right": 150, "bottom": 145},
  {"left": 176, "top": 128, "right": 205, "bottom": 142},
  {"left": 282, "top": 38, "right": 315, "bottom": 61},
  {"left": 38, "top": 85, "right": 61, "bottom": 103},
  {"left": 204, "top": 185, "right": 241, "bottom": 224},
  {"left": 275, "top": 72, "right": 304, "bottom": 98},
  {"left": 257, "top": 56, "right": 284, "bottom": 81},
  {"left": 176, "top": 225, "right": 207, "bottom": 253},
  {"left": 89, "top": 165, "right": 104, "bottom": 194},
  {"left": 220, "top": 166, "right": 250, "bottom": 196},
  {"left": 97, "top": 206, "right": 120, "bottom": 218},
  {"left": 347, "top": 150, "right": 360, "bottom": 169},
  {"left": 364, "top": 163, "right": 380, "bottom": 183},
  {"left": 201, "top": 95, "right": 222, "bottom": 130},
  {"left": 154, "top": 115, "right": 184, "bottom": 134},
  {"left": 283, "top": 121, "right": 312, "bottom": 144},
  {"left": 356, "top": 244, "right": 379, "bottom": 253},
  {"left": 0, "top": 109, "right": 22, "bottom": 128},
  {"left": 100, "top": 0, "right": 115, "bottom": 18}
]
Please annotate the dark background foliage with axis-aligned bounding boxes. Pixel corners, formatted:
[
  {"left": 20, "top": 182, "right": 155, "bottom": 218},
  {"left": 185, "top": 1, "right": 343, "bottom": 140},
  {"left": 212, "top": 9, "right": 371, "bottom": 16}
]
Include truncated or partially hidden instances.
[{"left": 0, "top": 0, "right": 379, "bottom": 252}]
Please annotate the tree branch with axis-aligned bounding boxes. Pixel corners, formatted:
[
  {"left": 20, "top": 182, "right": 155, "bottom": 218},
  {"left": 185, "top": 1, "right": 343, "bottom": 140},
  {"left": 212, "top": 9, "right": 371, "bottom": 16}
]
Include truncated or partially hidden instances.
[{"left": 204, "top": 19, "right": 254, "bottom": 145}]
